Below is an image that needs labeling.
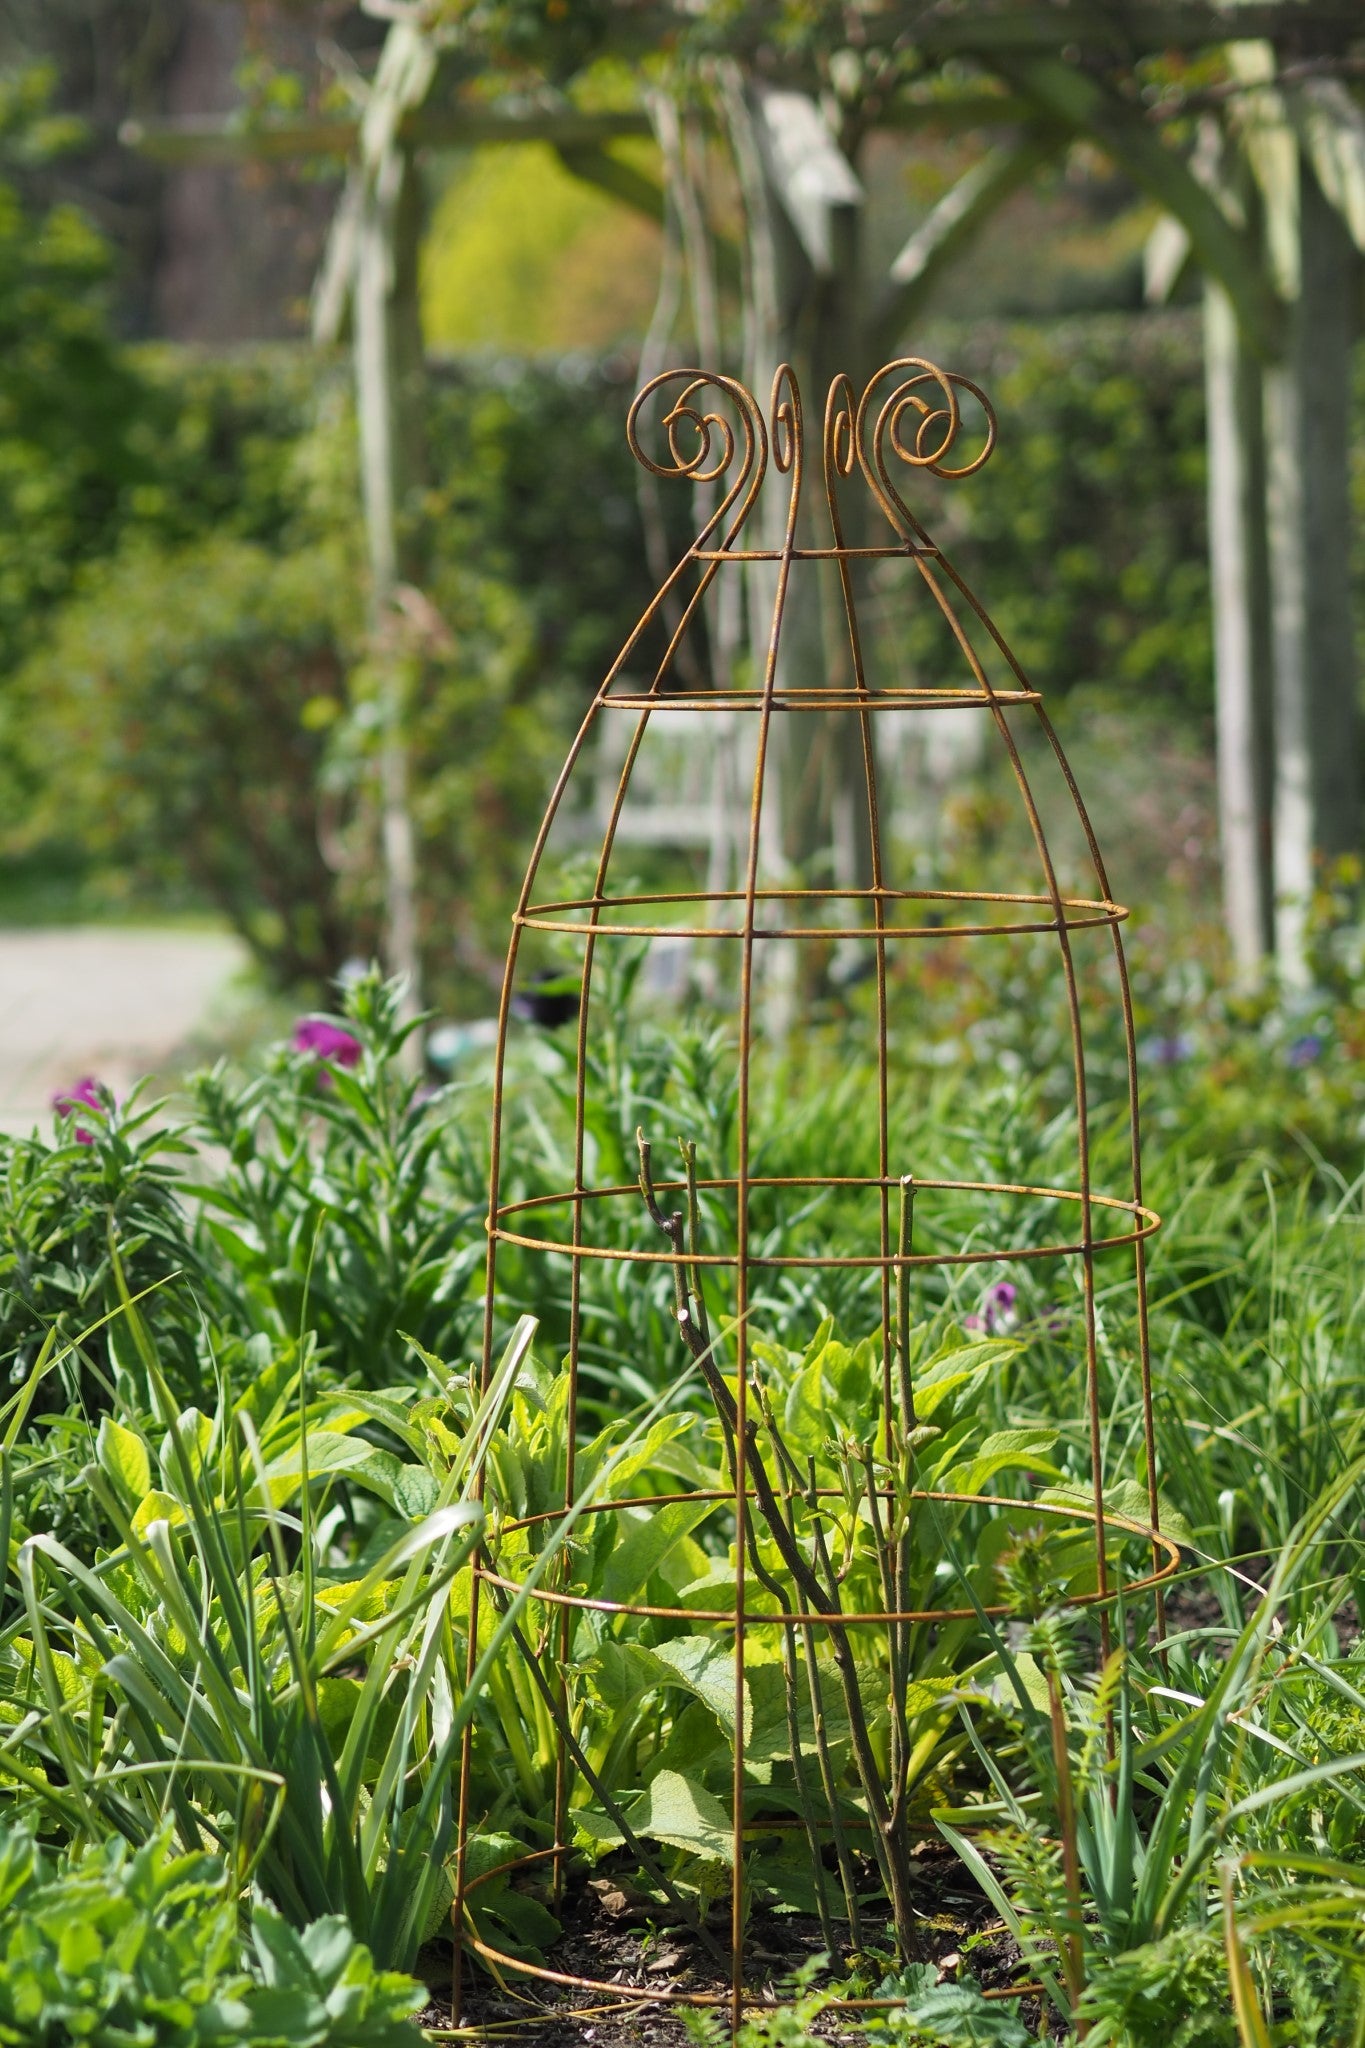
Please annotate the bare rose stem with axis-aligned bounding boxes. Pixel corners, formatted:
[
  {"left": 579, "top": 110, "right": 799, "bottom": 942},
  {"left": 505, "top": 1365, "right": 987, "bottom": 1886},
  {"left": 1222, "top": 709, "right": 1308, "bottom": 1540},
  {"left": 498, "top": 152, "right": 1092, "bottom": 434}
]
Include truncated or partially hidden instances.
[{"left": 638, "top": 1128, "right": 924, "bottom": 1966}]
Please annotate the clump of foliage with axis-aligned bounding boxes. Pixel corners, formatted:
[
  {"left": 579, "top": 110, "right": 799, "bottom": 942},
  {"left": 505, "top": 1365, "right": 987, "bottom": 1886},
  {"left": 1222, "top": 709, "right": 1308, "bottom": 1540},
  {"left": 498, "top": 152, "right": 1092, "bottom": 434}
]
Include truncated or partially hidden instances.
[
  {"left": 901, "top": 316, "right": 1211, "bottom": 710},
  {"left": 1, "top": 974, "right": 1364, "bottom": 2041},
  {"left": 0, "top": 976, "right": 485, "bottom": 1443},
  {"left": 5, "top": 345, "right": 658, "bottom": 998},
  {"left": 0, "top": 1822, "right": 426, "bottom": 2047},
  {"left": 13, "top": 537, "right": 359, "bottom": 984},
  {"left": 0, "top": 67, "right": 146, "bottom": 679}
]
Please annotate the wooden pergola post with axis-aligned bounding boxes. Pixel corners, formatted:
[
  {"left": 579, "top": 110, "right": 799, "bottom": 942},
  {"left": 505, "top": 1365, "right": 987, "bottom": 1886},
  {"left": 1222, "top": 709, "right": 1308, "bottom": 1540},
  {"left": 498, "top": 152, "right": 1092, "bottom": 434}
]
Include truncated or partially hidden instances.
[
  {"left": 1262, "top": 152, "right": 1361, "bottom": 977},
  {"left": 124, "top": 0, "right": 1365, "bottom": 985},
  {"left": 1204, "top": 279, "right": 1276, "bottom": 978},
  {"left": 352, "top": 138, "right": 426, "bottom": 1021}
]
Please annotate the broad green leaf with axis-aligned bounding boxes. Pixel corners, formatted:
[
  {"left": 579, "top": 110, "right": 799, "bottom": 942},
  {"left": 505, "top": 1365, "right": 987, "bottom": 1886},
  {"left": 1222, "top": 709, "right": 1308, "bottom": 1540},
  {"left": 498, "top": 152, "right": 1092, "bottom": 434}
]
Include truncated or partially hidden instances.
[
  {"left": 653, "top": 1635, "right": 748, "bottom": 1743},
  {"left": 392, "top": 1465, "right": 439, "bottom": 1519},
  {"left": 914, "top": 1340, "right": 1017, "bottom": 1421},
  {"left": 459, "top": 1832, "right": 527, "bottom": 1886},
  {"left": 259, "top": 1433, "right": 407, "bottom": 1507},
  {"left": 480, "top": 1884, "right": 560, "bottom": 1955},
  {"left": 943, "top": 1425, "right": 1061, "bottom": 1496},
  {"left": 158, "top": 1407, "right": 213, "bottom": 1492},
  {"left": 599, "top": 1499, "right": 713, "bottom": 1606},
  {"left": 1040, "top": 1479, "right": 1194, "bottom": 1548},
  {"left": 626, "top": 1769, "right": 733, "bottom": 1863},
  {"left": 902, "top": 1972, "right": 1033, "bottom": 2045},
  {"left": 132, "top": 1489, "right": 185, "bottom": 1536},
  {"left": 586, "top": 1640, "right": 676, "bottom": 1714},
  {"left": 781, "top": 1352, "right": 830, "bottom": 1454},
  {"left": 747, "top": 1657, "right": 851, "bottom": 1764},
  {"left": 96, "top": 1417, "right": 151, "bottom": 1502}
]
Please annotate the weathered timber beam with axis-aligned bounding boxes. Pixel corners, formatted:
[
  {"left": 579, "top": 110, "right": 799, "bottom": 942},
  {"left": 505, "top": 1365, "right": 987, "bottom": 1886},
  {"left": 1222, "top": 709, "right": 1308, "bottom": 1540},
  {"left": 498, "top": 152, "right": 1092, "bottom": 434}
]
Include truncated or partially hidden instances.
[
  {"left": 901, "top": 2, "right": 1364, "bottom": 60},
  {"left": 1294, "top": 77, "right": 1365, "bottom": 251},
  {"left": 619, "top": 1, "right": 1365, "bottom": 70},
  {"left": 871, "top": 127, "right": 1063, "bottom": 354},
  {"left": 756, "top": 88, "right": 863, "bottom": 277},
  {"left": 554, "top": 141, "right": 666, "bottom": 224},
  {"left": 554, "top": 141, "right": 744, "bottom": 292},
  {"left": 120, "top": 105, "right": 652, "bottom": 164},
  {"left": 121, "top": 92, "right": 1048, "bottom": 168},
  {"left": 995, "top": 55, "right": 1286, "bottom": 356}
]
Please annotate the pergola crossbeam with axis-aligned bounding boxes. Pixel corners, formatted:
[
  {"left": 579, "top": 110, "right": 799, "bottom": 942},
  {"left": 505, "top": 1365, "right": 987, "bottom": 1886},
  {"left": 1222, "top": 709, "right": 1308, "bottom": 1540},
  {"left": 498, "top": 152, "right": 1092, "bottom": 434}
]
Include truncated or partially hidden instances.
[{"left": 118, "top": 106, "right": 654, "bottom": 165}]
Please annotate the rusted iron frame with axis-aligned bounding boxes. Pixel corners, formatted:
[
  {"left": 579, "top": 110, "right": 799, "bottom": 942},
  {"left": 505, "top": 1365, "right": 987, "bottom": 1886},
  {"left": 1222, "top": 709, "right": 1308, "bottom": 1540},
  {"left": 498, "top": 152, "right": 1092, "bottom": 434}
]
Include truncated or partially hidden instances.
[
  {"left": 455, "top": 355, "right": 1166, "bottom": 2030},
  {"left": 478, "top": 1490, "right": 1181, "bottom": 1627}
]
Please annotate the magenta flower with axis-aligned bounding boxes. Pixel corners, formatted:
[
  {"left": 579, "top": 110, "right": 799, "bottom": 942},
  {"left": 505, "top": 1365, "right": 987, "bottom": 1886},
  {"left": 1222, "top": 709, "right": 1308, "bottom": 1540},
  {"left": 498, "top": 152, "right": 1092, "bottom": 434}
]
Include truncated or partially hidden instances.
[
  {"left": 292, "top": 1018, "right": 362, "bottom": 1067},
  {"left": 53, "top": 1076, "right": 106, "bottom": 1144}
]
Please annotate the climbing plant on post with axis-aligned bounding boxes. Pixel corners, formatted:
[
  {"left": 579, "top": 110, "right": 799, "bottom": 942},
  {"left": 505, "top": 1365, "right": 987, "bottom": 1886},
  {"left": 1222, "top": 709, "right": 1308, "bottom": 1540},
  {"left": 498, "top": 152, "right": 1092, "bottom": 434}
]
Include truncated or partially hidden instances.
[
  {"left": 124, "top": 0, "right": 1365, "bottom": 982},
  {"left": 311, "top": 25, "right": 436, "bottom": 1033}
]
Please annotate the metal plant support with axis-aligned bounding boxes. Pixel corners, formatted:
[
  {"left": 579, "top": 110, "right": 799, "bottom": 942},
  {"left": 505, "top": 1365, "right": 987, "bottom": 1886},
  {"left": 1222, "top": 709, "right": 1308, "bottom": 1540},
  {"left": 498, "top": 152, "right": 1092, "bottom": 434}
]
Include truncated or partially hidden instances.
[{"left": 454, "top": 357, "right": 1175, "bottom": 2030}]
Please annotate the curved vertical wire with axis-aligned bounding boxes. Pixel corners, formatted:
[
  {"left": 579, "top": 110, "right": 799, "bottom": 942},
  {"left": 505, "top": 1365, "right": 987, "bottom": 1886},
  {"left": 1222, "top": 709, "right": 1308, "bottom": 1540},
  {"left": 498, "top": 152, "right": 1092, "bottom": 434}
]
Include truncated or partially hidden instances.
[
  {"left": 628, "top": 372, "right": 767, "bottom": 696},
  {"left": 730, "top": 360, "right": 803, "bottom": 2031},
  {"left": 1033, "top": 705, "right": 1163, "bottom": 1634},
  {"left": 824, "top": 374, "right": 894, "bottom": 1435},
  {"left": 858, "top": 365, "right": 1152, "bottom": 1556},
  {"left": 854, "top": 365, "right": 1110, "bottom": 1638},
  {"left": 552, "top": 375, "right": 766, "bottom": 1896},
  {"left": 911, "top": 538, "right": 1164, "bottom": 1630},
  {"left": 827, "top": 367, "right": 914, "bottom": 1889},
  {"left": 926, "top": 541, "right": 1163, "bottom": 1634},
  {"left": 456, "top": 375, "right": 766, "bottom": 2008}
]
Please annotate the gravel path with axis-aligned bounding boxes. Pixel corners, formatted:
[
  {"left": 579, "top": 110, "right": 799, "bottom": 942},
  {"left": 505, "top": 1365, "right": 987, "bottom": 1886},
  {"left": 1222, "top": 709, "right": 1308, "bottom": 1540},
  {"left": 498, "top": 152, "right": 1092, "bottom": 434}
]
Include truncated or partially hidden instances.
[{"left": 0, "top": 926, "right": 248, "bottom": 1136}]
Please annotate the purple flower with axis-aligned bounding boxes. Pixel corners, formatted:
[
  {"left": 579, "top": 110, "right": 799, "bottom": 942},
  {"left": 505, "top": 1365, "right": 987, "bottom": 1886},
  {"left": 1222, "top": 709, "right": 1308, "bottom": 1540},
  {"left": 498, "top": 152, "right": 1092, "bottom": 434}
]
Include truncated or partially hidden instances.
[
  {"left": 292, "top": 1018, "right": 362, "bottom": 1068},
  {"left": 964, "top": 1280, "right": 1018, "bottom": 1337},
  {"left": 1143, "top": 1033, "right": 1194, "bottom": 1068},
  {"left": 1287, "top": 1032, "right": 1323, "bottom": 1068},
  {"left": 53, "top": 1076, "right": 106, "bottom": 1144}
]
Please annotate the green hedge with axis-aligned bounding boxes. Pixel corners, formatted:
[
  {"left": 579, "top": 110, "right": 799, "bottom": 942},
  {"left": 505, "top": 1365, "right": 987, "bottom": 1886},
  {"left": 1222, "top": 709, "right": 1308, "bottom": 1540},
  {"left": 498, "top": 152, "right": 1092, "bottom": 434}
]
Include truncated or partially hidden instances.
[
  {"left": 911, "top": 315, "right": 1212, "bottom": 707},
  {"left": 17, "top": 294, "right": 1349, "bottom": 1003}
]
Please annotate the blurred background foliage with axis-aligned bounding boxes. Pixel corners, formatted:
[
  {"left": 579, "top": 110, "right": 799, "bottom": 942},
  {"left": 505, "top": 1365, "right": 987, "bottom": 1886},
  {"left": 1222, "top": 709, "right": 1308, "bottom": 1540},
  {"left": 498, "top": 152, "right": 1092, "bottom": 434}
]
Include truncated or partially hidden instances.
[
  {"left": 421, "top": 141, "right": 663, "bottom": 351},
  {"left": 0, "top": 7, "right": 1358, "bottom": 1028},
  {"left": 0, "top": 55, "right": 1238, "bottom": 1007}
]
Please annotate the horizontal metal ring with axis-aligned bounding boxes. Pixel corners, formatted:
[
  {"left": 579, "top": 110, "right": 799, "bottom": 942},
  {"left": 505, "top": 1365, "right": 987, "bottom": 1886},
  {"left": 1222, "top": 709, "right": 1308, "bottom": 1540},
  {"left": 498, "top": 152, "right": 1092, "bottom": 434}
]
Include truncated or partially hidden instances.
[
  {"left": 476, "top": 1488, "right": 1181, "bottom": 1628},
  {"left": 490, "top": 1174, "right": 1160, "bottom": 1269}
]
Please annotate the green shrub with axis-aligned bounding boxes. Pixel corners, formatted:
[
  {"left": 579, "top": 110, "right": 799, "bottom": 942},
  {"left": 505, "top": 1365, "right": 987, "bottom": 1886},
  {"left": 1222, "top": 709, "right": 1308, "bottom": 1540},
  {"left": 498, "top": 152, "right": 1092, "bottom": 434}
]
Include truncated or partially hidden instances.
[
  {"left": 12, "top": 535, "right": 359, "bottom": 985},
  {"left": 0, "top": 68, "right": 147, "bottom": 684},
  {"left": 0, "top": 1822, "right": 426, "bottom": 2047},
  {"left": 0, "top": 975, "right": 485, "bottom": 1441},
  {"left": 899, "top": 316, "right": 1211, "bottom": 708}
]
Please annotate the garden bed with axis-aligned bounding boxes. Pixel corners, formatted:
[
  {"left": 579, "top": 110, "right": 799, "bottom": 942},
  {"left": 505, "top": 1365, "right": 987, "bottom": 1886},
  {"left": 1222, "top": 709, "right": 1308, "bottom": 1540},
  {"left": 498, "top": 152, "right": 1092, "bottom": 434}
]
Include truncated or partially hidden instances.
[{"left": 416, "top": 1846, "right": 1034, "bottom": 2044}]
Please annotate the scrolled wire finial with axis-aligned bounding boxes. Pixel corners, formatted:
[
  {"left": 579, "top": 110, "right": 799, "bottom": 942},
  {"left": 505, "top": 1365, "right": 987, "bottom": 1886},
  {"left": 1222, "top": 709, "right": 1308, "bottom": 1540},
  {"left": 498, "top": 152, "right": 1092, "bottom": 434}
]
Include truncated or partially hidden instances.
[
  {"left": 855, "top": 357, "right": 997, "bottom": 538},
  {"left": 769, "top": 362, "right": 802, "bottom": 477},
  {"left": 626, "top": 368, "right": 767, "bottom": 549},
  {"left": 767, "top": 362, "right": 805, "bottom": 542},
  {"left": 823, "top": 372, "right": 858, "bottom": 485},
  {"left": 822, "top": 372, "right": 859, "bottom": 546}
]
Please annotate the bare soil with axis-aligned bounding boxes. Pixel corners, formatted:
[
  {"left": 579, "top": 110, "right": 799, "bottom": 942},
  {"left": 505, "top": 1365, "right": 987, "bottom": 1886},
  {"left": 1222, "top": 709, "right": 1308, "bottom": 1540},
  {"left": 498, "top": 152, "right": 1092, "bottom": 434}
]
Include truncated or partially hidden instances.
[{"left": 414, "top": 1847, "right": 1042, "bottom": 2043}]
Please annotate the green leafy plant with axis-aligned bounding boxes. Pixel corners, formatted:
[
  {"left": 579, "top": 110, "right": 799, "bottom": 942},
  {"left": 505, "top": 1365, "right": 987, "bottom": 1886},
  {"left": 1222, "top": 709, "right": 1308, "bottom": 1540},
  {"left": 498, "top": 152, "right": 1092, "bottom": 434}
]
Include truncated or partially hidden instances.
[
  {"left": 862, "top": 1963, "right": 1034, "bottom": 2046},
  {"left": 0, "top": 1819, "right": 426, "bottom": 2047},
  {"left": 936, "top": 1454, "right": 1365, "bottom": 2041},
  {"left": 0, "top": 976, "right": 486, "bottom": 1453},
  {"left": 6, "top": 1283, "right": 504, "bottom": 1967},
  {"left": 189, "top": 973, "right": 486, "bottom": 1390}
]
